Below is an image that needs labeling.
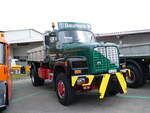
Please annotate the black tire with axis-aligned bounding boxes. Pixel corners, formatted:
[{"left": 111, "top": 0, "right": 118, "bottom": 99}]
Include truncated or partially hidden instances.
[
  {"left": 126, "top": 64, "right": 145, "bottom": 88},
  {"left": 56, "top": 73, "right": 75, "bottom": 106},
  {"left": 30, "top": 67, "right": 44, "bottom": 86}
]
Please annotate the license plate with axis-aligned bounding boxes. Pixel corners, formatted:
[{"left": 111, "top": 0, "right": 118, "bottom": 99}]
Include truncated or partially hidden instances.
[{"left": 108, "top": 69, "right": 117, "bottom": 74}]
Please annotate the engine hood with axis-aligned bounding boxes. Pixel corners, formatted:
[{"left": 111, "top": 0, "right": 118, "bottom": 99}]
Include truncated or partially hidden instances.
[{"left": 61, "top": 42, "right": 119, "bottom": 74}]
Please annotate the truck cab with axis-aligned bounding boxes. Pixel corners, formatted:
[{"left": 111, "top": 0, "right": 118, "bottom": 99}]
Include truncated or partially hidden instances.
[
  {"left": 0, "top": 32, "right": 12, "bottom": 110},
  {"left": 46, "top": 26, "right": 120, "bottom": 75}
]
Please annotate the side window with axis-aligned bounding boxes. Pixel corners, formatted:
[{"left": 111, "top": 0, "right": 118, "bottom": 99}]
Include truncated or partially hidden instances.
[{"left": 0, "top": 43, "right": 5, "bottom": 64}]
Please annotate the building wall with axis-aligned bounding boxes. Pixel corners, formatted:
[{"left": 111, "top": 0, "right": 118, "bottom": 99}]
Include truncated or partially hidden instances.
[
  {"left": 11, "top": 42, "right": 43, "bottom": 59},
  {"left": 97, "top": 33, "right": 150, "bottom": 45},
  {"left": 5, "top": 29, "right": 43, "bottom": 44},
  {"left": 4, "top": 29, "right": 44, "bottom": 65},
  {"left": 96, "top": 33, "right": 150, "bottom": 57},
  {"left": 97, "top": 36, "right": 119, "bottom": 44},
  {"left": 121, "top": 33, "right": 150, "bottom": 45}
]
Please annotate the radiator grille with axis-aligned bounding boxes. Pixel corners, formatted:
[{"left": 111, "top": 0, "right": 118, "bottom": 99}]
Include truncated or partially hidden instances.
[{"left": 93, "top": 46, "right": 119, "bottom": 73}]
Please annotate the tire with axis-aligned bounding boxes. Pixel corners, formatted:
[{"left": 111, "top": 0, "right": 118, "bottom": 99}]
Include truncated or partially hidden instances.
[
  {"left": 30, "top": 67, "right": 44, "bottom": 86},
  {"left": 126, "top": 64, "right": 145, "bottom": 88},
  {"left": 56, "top": 73, "right": 75, "bottom": 106}
]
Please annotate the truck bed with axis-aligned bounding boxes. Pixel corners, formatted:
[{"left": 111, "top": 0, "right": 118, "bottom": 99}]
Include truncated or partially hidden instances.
[
  {"left": 119, "top": 43, "right": 150, "bottom": 57},
  {"left": 27, "top": 46, "right": 45, "bottom": 62}
]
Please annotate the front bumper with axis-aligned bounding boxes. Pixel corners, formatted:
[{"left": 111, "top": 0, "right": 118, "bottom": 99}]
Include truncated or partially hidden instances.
[{"left": 71, "top": 70, "right": 129, "bottom": 99}]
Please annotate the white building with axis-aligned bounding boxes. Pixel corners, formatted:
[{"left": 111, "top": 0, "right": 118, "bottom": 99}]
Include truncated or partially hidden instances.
[
  {"left": 5, "top": 29, "right": 43, "bottom": 65},
  {"left": 95, "top": 29, "right": 150, "bottom": 45}
]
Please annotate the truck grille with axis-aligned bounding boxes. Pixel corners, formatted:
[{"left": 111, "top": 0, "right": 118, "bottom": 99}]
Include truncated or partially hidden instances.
[
  {"left": 93, "top": 46, "right": 119, "bottom": 73},
  {"left": 106, "top": 47, "right": 119, "bottom": 68},
  {"left": 93, "top": 47, "right": 107, "bottom": 73}
]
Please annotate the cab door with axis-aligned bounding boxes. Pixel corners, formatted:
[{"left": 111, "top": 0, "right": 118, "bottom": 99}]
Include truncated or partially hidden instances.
[{"left": 0, "top": 42, "right": 9, "bottom": 107}]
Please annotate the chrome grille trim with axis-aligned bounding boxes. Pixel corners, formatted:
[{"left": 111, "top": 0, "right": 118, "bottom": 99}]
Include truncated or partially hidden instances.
[{"left": 106, "top": 47, "right": 119, "bottom": 66}]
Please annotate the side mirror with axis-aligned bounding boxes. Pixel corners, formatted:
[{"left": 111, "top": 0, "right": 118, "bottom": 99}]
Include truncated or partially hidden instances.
[
  {"left": 50, "top": 36, "right": 57, "bottom": 43},
  {"left": 44, "top": 32, "right": 58, "bottom": 52},
  {"left": 49, "top": 32, "right": 57, "bottom": 43}
]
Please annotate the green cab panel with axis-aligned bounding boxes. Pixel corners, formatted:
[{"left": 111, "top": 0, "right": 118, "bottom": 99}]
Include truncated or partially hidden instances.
[{"left": 62, "top": 42, "right": 119, "bottom": 74}]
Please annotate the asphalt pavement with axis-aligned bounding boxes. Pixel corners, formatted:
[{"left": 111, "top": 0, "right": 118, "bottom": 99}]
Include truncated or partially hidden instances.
[{"left": 2, "top": 78, "right": 150, "bottom": 113}]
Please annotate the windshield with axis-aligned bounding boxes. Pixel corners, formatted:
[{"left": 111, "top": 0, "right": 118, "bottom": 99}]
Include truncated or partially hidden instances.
[
  {"left": 58, "top": 30, "right": 96, "bottom": 44},
  {"left": 0, "top": 43, "right": 5, "bottom": 64}
]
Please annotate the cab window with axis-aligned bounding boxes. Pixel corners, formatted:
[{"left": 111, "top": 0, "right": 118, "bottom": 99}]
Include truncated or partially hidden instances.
[{"left": 0, "top": 43, "right": 5, "bottom": 64}]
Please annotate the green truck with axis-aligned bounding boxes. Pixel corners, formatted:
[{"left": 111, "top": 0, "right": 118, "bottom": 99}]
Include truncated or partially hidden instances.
[{"left": 27, "top": 22, "right": 129, "bottom": 105}]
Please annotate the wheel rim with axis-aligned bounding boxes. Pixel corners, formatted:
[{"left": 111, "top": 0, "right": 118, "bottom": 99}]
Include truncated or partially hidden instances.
[
  {"left": 57, "top": 80, "right": 65, "bottom": 99},
  {"left": 126, "top": 70, "right": 135, "bottom": 84}
]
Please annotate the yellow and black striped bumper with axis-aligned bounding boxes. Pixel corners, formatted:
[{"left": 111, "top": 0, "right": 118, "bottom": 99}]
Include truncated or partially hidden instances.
[{"left": 71, "top": 72, "right": 127, "bottom": 99}]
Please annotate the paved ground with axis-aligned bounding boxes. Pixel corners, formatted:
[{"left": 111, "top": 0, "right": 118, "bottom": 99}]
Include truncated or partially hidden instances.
[{"left": 2, "top": 78, "right": 150, "bottom": 113}]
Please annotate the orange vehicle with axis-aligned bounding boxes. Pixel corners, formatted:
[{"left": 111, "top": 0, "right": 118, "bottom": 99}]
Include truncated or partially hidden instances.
[{"left": 0, "top": 32, "right": 12, "bottom": 110}]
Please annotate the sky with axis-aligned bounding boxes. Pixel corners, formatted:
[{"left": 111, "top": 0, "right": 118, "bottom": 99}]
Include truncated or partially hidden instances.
[{"left": 0, "top": 0, "right": 150, "bottom": 34}]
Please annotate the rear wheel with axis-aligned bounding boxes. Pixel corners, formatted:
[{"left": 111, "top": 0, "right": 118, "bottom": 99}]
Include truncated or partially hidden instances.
[
  {"left": 126, "top": 64, "right": 145, "bottom": 88},
  {"left": 56, "top": 73, "right": 75, "bottom": 105},
  {"left": 30, "top": 67, "right": 44, "bottom": 86}
]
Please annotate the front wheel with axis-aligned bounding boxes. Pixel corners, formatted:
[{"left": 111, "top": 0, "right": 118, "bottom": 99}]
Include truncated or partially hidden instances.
[{"left": 56, "top": 73, "right": 75, "bottom": 106}]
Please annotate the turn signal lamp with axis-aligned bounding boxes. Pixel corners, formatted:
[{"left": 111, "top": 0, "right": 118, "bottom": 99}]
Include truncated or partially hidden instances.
[
  {"left": 52, "top": 22, "right": 55, "bottom": 29},
  {"left": 122, "top": 64, "right": 126, "bottom": 68},
  {"left": 74, "top": 70, "right": 81, "bottom": 74},
  {"left": 64, "top": 61, "right": 68, "bottom": 66}
]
